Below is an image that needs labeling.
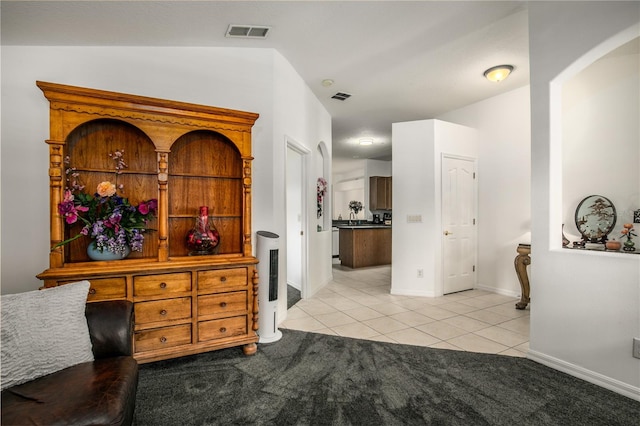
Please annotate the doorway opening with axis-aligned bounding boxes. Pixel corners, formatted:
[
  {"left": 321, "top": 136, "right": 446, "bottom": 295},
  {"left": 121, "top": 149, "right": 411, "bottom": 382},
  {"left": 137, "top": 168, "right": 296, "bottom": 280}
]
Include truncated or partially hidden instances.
[{"left": 286, "top": 139, "right": 310, "bottom": 306}]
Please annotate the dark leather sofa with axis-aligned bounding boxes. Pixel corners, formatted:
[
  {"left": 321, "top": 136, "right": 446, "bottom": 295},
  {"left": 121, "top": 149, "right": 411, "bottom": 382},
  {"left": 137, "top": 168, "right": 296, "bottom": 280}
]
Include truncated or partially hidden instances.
[{"left": 1, "top": 300, "right": 139, "bottom": 426}]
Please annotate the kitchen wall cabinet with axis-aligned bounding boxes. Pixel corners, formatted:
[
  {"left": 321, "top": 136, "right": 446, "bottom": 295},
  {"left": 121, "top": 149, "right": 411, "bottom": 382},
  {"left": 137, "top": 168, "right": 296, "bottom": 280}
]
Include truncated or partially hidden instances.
[{"left": 369, "top": 176, "right": 392, "bottom": 210}]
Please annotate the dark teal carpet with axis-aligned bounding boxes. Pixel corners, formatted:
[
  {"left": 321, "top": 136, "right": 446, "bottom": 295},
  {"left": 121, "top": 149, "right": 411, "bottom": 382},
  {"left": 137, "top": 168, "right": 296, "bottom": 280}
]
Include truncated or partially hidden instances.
[
  {"left": 134, "top": 329, "right": 639, "bottom": 425},
  {"left": 287, "top": 285, "right": 301, "bottom": 309}
]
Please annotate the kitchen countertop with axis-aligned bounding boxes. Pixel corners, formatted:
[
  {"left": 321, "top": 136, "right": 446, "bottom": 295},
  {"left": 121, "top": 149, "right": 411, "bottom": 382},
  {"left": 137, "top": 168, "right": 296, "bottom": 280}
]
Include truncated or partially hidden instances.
[
  {"left": 333, "top": 220, "right": 391, "bottom": 229},
  {"left": 335, "top": 224, "right": 391, "bottom": 229}
]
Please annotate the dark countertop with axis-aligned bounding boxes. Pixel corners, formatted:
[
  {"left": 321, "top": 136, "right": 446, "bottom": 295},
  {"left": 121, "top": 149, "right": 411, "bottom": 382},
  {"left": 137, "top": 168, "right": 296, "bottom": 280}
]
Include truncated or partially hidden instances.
[{"left": 334, "top": 224, "right": 391, "bottom": 230}]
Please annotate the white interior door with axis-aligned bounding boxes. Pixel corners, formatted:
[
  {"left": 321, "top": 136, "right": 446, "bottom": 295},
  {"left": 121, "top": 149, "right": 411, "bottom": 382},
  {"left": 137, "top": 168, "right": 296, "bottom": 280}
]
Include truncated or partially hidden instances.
[
  {"left": 286, "top": 146, "right": 303, "bottom": 291},
  {"left": 442, "top": 155, "right": 477, "bottom": 294}
]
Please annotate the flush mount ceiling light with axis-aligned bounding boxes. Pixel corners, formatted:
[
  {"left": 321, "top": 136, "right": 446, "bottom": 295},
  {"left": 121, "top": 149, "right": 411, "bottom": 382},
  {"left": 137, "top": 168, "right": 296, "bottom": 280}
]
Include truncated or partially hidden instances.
[
  {"left": 321, "top": 79, "right": 334, "bottom": 87},
  {"left": 359, "top": 138, "right": 374, "bottom": 146},
  {"left": 484, "top": 65, "right": 514, "bottom": 82},
  {"left": 226, "top": 24, "right": 271, "bottom": 39}
]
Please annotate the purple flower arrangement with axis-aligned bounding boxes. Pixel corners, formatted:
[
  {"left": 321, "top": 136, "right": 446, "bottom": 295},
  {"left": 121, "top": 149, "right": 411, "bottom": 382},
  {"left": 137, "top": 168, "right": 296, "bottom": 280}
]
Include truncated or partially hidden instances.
[{"left": 53, "top": 150, "right": 157, "bottom": 256}]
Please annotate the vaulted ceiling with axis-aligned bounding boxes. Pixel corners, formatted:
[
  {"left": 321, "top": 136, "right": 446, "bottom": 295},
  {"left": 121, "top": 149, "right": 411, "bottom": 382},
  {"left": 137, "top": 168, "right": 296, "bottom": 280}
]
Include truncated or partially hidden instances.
[{"left": 2, "top": 1, "right": 530, "bottom": 169}]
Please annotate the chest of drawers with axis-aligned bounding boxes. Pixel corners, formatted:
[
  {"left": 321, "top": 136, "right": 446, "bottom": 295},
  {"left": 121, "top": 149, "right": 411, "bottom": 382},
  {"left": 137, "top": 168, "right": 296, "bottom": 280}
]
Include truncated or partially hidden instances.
[{"left": 39, "top": 260, "right": 259, "bottom": 363}]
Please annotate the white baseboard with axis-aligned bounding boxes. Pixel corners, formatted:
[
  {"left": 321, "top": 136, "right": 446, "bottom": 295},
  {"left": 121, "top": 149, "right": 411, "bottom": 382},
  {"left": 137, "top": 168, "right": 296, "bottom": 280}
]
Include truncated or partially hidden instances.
[
  {"left": 475, "top": 283, "right": 520, "bottom": 298},
  {"left": 392, "top": 285, "right": 517, "bottom": 299},
  {"left": 528, "top": 349, "right": 640, "bottom": 401},
  {"left": 390, "top": 288, "right": 437, "bottom": 297}
]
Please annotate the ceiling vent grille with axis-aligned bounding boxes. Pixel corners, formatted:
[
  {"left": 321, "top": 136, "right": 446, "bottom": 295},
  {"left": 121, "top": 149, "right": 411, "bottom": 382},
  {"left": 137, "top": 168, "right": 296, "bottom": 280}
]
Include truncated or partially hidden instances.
[
  {"left": 226, "top": 24, "right": 271, "bottom": 39},
  {"left": 331, "top": 92, "right": 352, "bottom": 101}
]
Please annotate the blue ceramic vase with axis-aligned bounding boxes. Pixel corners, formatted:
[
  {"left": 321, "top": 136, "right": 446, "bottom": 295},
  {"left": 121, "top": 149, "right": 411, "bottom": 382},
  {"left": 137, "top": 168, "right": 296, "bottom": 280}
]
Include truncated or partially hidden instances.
[{"left": 87, "top": 242, "right": 131, "bottom": 261}]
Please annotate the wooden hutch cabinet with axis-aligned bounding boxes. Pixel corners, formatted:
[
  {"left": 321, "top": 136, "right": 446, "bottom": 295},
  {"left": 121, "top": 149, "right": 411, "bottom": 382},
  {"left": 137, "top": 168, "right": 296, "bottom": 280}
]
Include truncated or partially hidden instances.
[{"left": 36, "top": 81, "right": 260, "bottom": 363}]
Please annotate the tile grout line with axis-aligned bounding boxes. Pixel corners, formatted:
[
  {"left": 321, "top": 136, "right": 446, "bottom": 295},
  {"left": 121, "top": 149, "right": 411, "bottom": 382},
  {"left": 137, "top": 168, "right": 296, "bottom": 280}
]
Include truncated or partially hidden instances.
[{"left": 283, "top": 265, "right": 530, "bottom": 357}]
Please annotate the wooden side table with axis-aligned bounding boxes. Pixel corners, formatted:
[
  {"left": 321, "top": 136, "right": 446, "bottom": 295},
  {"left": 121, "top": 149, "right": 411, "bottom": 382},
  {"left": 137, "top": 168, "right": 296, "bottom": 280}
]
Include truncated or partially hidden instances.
[{"left": 514, "top": 243, "right": 531, "bottom": 310}]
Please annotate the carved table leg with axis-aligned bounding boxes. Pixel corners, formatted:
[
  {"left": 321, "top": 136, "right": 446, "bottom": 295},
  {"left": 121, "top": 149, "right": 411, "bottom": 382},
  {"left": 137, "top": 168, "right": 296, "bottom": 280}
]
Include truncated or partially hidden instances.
[{"left": 514, "top": 244, "right": 531, "bottom": 310}]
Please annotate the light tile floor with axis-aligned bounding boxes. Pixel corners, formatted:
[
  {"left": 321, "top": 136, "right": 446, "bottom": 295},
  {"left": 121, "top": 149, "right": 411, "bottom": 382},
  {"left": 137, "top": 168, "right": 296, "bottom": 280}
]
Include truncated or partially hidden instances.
[{"left": 281, "top": 264, "right": 530, "bottom": 357}]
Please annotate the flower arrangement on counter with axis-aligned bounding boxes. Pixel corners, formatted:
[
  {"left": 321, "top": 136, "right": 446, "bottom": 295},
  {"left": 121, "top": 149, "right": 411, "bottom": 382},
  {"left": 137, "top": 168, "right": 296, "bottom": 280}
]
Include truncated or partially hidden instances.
[
  {"left": 349, "top": 200, "right": 363, "bottom": 216},
  {"left": 52, "top": 149, "right": 158, "bottom": 256},
  {"left": 317, "top": 177, "right": 328, "bottom": 218}
]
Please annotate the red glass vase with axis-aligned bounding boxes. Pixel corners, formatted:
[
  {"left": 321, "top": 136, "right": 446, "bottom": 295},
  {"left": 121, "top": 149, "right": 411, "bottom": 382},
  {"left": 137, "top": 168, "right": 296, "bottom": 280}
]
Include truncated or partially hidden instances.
[{"left": 185, "top": 206, "right": 220, "bottom": 255}]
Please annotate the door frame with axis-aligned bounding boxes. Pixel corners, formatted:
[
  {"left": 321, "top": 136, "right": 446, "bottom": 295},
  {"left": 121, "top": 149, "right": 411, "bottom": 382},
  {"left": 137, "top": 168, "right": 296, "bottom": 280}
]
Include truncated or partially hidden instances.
[
  {"left": 440, "top": 153, "right": 478, "bottom": 295},
  {"left": 285, "top": 137, "right": 310, "bottom": 299}
]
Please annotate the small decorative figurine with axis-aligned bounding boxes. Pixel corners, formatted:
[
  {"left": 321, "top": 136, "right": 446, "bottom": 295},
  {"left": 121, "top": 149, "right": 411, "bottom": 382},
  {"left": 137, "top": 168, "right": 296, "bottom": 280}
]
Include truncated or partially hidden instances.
[{"left": 621, "top": 223, "right": 636, "bottom": 252}]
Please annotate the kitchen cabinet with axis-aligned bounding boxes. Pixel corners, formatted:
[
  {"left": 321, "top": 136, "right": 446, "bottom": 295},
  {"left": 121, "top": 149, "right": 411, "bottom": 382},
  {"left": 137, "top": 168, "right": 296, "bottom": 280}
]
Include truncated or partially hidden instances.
[
  {"left": 338, "top": 226, "right": 391, "bottom": 268},
  {"left": 369, "top": 176, "right": 392, "bottom": 210}
]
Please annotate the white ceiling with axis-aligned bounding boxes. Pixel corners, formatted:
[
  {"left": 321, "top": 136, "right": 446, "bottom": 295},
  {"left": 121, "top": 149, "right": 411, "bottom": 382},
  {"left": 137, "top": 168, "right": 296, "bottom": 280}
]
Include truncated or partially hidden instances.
[{"left": 1, "top": 1, "right": 530, "bottom": 168}]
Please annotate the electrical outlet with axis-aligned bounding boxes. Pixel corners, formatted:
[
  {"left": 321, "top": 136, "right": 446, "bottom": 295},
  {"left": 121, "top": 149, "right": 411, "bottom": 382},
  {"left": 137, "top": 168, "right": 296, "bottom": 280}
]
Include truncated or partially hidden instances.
[
  {"left": 633, "top": 338, "right": 640, "bottom": 359},
  {"left": 417, "top": 269, "right": 424, "bottom": 278}
]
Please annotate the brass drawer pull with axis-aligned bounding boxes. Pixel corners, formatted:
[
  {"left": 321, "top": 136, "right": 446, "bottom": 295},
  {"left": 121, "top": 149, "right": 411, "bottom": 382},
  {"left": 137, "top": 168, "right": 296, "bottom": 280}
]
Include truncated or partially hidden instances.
[
  {"left": 160, "top": 309, "right": 168, "bottom": 316},
  {"left": 159, "top": 282, "right": 167, "bottom": 289},
  {"left": 220, "top": 276, "right": 227, "bottom": 282},
  {"left": 220, "top": 302, "right": 227, "bottom": 308},
  {"left": 89, "top": 288, "right": 96, "bottom": 295},
  {"left": 160, "top": 336, "right": 167, "bottom": 343},
  {"left": 220, "top": 327, "right": 227, "bottom": 333}
]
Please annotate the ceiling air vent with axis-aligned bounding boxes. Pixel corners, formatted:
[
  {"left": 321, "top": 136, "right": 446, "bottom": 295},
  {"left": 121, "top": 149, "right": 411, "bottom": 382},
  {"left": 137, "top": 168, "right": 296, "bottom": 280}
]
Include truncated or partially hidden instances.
[
  {"left": 226, "top": 24, "right": 271, "bottom": 39},
  {"left": 331, "top": 92, "right": 352, "bottom": 101}
]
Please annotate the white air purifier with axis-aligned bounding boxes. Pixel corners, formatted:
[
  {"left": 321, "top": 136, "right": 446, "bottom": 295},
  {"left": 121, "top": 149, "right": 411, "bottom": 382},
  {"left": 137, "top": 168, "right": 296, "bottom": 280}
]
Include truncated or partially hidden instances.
[{"left": 256, "top": 231, "right": 282, "bottom": 343}]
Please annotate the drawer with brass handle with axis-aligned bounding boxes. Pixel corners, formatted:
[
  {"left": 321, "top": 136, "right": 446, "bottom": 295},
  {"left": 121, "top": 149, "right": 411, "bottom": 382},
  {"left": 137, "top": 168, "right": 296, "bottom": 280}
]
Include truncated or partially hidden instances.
[
  {"left": 198, "top": 268, "right": 247, "bottom": 293},
  {"left": 134, "top": 272, "right": 191, "bottom": 297},
  {"left": 134, "top": 324, "right": 192, "bottom": 353},
  {"left": 62, "top": 277, "right": 126, "bottom": 301},
  {"left": 198, "top": 291, "right": 247, "bottom": 318},
  {"left": 134, "top": 297, "right": 191, "bottom": 324},
  {"left": 198, "top": 316, "right": 247, "bottom": 342}
]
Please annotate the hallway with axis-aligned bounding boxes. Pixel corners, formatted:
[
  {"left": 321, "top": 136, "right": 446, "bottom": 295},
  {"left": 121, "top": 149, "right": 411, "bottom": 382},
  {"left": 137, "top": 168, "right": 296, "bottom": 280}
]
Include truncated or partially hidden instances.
[{"left": 282, "top": 265, "right": 529, "bottom": 357}]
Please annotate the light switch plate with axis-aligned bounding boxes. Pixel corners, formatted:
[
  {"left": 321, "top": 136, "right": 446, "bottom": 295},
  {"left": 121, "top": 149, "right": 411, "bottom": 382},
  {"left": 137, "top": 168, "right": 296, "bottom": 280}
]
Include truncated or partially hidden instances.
[
  {"left": 633, "top": 338, "right": 640, "bottom": 359},
  {"left": 407, "top": 214, "right": 422, "bottom": 223}
]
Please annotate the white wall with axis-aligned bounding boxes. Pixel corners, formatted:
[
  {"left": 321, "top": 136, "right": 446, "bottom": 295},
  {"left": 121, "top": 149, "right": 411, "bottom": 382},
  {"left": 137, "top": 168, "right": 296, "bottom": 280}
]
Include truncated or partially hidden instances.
[
  {"left": 333, "top": 163, "right": 366, "bottom": 220},
  {"left": 391, "top": 119, "right": 477, "bottom": 297},
  {"left": 271, "top": 51, "right": 333, "bottom": 306},
  {"left": 562, "top": 39, "right": 639, "bottom": 240},
  {"left": 332, "top": 159, "right": 391, "bottom": 221},
  {"left": 0, "top": 47, "right": 333, "bottom": 305},
  {"left": 528, "top": 2, "right": 640, "bottom": 399},
  {"left": 438, "top": 86, "right": 531, "bottom": 297},
  {"left": 333, "top": 182, "right": 365, "bottom": 220}
]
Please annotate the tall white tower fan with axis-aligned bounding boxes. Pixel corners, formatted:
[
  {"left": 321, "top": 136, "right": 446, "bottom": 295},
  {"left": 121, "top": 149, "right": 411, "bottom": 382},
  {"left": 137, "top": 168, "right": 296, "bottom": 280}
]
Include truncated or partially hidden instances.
[{"left": 256, "top": 231, "right": 282, "bottom": 343}]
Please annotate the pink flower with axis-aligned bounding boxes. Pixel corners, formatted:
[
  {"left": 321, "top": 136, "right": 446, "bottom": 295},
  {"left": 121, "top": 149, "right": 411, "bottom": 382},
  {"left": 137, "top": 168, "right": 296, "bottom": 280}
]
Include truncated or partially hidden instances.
[
  {"left": 57, "top": 190, "right": 89, "bottom": 224},
  {"left": 96, "top": 181, "right": 116, "bottom": 197},
  {"left": 62, "top": 189, "right": 74, "bottom": 203},
  {"left": 138, "top": 199, "right": 158, "bottom": 215},
  {"left": 138, "top": 202, "right": 150, "bottom": 215}
]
